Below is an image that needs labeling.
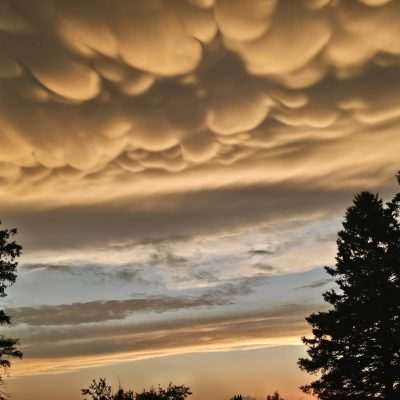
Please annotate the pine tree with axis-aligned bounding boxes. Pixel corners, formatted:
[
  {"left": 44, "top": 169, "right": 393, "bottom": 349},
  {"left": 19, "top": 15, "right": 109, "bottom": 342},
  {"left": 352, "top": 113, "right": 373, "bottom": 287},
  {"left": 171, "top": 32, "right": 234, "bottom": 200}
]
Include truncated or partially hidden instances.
[
  {"left": 0, "top": 222, "right": 22, "bottom": 396},
  {"left": 298, "top": 174, "right": 400, "bottom": 400}
]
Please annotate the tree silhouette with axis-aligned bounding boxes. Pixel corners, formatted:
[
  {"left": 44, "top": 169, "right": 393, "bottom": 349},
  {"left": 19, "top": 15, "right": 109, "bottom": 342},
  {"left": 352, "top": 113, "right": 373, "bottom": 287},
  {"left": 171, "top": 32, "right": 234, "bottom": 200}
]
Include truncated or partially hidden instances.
[
  {"left": 0, "top": 222, "right": 22, "bottom": 397},
  {"left": 82, "top": 379, "right": 191, "bottom": 400},
  {"left": 81, "top": 378, "right": 116, "bottom": 400},
  {"left": 298, "top": 173, "right": 400, "bottom": 400}
]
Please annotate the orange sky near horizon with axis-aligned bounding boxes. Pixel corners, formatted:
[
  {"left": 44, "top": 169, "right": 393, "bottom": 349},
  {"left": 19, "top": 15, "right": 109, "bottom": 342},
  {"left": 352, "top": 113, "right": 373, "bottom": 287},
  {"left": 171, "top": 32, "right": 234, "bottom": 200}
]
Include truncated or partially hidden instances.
[{"left": 8, "top": 346, "right": 315, "bottom": 400}]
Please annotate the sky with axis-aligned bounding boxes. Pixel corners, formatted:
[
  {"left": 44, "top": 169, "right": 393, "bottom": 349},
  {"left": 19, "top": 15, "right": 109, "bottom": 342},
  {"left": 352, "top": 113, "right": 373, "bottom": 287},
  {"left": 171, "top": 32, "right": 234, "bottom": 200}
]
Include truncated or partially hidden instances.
[{"left": 0, "top": 0, "right": 400, "bottom": 399}]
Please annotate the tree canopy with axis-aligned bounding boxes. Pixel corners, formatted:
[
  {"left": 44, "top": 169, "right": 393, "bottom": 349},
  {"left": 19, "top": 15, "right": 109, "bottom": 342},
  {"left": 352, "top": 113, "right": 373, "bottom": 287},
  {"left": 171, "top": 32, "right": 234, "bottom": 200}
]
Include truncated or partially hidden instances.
[
  {"left": 298, "top": 174, "right": 400, "bottom": 400},
  {"left": 0, "top": 222, "right": 22, "bottom": 396}
]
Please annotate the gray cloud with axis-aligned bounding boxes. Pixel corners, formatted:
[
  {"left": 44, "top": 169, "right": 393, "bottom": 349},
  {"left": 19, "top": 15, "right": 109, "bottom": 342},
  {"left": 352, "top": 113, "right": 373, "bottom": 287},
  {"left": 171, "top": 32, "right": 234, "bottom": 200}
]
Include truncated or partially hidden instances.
[
  {"left": 21, "top": 262, "right": 150, "bottom": 285},
  {"left": 252, "top": 263, "right": 275, "bottom": 272},
  {"left": 298, "top": 278, "right": 334, "bottom": 290},
  {"left": 149, "top": 246, "right": 188, "bottom": 268},
  {"left": 21, "top": 263, "right": 78, "bottom": 273},
  {"left": 7, "top": 273, "right": 270, "bottom": 326},
  {"left": 8, "top": 296, "right": 221, "bottom": 326},
  {"left": 249, "top": 249, "right": 275, "bottom": 256},
  {"left": 6, "top": 181, "right": 391, "bottom": 254}
]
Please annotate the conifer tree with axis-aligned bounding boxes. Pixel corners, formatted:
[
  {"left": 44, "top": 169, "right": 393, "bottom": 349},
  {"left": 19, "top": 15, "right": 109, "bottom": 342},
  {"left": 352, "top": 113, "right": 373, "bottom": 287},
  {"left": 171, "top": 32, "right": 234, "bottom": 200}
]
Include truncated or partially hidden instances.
[
  {"left": 0, "top": 222, "right": 22, "bottom": 396},
  {"left": 298, "top": 174, "right": 400, "bottom": 400}
]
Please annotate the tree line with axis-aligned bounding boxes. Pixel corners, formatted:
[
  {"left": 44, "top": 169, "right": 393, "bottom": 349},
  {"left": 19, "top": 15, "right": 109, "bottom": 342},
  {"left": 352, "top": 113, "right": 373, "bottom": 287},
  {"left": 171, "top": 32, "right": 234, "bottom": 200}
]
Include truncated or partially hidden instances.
[
  {"left": 1, "top": 173, "right": 399, "bottom": 399},
  {"left": 81, "top": 382, "right": 287, "bottom": 400}
]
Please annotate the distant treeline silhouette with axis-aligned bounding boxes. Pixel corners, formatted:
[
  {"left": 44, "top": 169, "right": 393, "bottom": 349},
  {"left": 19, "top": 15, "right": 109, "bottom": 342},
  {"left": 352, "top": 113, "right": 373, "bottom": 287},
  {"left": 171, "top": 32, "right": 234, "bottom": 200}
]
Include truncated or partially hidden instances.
[
  {"left": 80, "top": 379, "right": 285, "bottom": 400},
  {"left": 230, "top": 393, "right": 285, "bottom": 400}
]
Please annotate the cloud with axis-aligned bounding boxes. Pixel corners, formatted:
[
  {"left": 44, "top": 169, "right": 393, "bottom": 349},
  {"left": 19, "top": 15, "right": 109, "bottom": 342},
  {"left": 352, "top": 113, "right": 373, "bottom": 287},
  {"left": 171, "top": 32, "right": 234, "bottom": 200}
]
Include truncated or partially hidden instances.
[
  {"left": 297, "top": 278, "right": 333, "bottom": 290},
  {"left": 9, "top": 302, "right": 324, "bottom": 377},
  {"left": 7, "top": 273, "right": 270, "bottom": 326},
  {"left": 249, "top": 249, "right": 275, "bottom": 256},
  {"left": 5, "top": 180, "right": 393, "bottom": 256},
  {"left": 21, "top": 262, "right": 152, "bottom": 286},
  {"left": 0, "top": 0, "right": 399, "bottom": 211},
  {"left": 8, "top": 296, "right": 221, "bottom": 326},
  {"left": 252, "top": 264, "right": 275, "bottom": 272},
  {"left": 21, "top": 263, "right": 77, "bottom": 274}
]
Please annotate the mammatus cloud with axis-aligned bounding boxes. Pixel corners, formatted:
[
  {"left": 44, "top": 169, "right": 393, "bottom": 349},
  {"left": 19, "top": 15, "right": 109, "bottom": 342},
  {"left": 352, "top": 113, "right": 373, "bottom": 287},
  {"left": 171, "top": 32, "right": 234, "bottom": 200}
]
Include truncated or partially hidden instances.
[{"left": 0, "top": 0, "right": 399, "bottom": 208}]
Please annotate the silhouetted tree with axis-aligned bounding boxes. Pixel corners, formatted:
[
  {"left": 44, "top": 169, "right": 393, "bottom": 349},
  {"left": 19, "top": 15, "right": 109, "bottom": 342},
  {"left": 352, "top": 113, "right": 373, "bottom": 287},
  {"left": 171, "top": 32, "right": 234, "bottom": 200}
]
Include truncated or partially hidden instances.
[
  {"left": 230, "top": 395, "right": 243, "bottom": 400},
  {"left": 0, "top": 222, "right": 22, "bottom": 398},
  {"left": 299, "top": 173, "right": 400, "bottom": 400},
  {"left": 82, "top": 378, "right": 116, "bottom": 400},
  {"left": 82, "top": 379, "right": 191, "bottom": 400},
  {"left": 266, "top": 392, "right": 285, "bottom": 400}
]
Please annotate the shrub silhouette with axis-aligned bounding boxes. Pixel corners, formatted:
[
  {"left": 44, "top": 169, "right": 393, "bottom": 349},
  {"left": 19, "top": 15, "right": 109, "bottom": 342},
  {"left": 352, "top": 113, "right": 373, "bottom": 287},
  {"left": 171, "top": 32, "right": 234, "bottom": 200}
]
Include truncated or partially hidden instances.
[
  {"left": 299, "top": 173, "right": 400, "bottom": 399},
  {"left": 0, "top": 222, "right": 22, "bottom": 399}
]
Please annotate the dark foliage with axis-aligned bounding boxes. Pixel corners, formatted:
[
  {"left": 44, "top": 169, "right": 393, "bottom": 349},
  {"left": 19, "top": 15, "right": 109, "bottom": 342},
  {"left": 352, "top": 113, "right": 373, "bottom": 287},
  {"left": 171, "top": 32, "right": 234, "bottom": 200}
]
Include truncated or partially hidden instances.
[
  {"left": 81, "top": 378, "right": 191, "bottom": 400},
  {"left": 81, "top": 378, "right": 116, "bottom": 400},
  {"left": 0, "top": 222, "right": 22, "bottom": 398},
  {"left": 299, "top": 173, "right": 400, "bottom": 400}
]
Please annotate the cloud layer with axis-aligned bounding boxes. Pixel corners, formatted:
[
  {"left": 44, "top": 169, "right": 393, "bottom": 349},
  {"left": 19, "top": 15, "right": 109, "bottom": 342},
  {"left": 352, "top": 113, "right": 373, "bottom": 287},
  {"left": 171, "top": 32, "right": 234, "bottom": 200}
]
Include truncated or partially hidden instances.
[
  {"left": 9, "top": 301, "right": 323, "bottom": 376},
  {"left": 0, "top": 0, "right": 399, "bottom": 207}
]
